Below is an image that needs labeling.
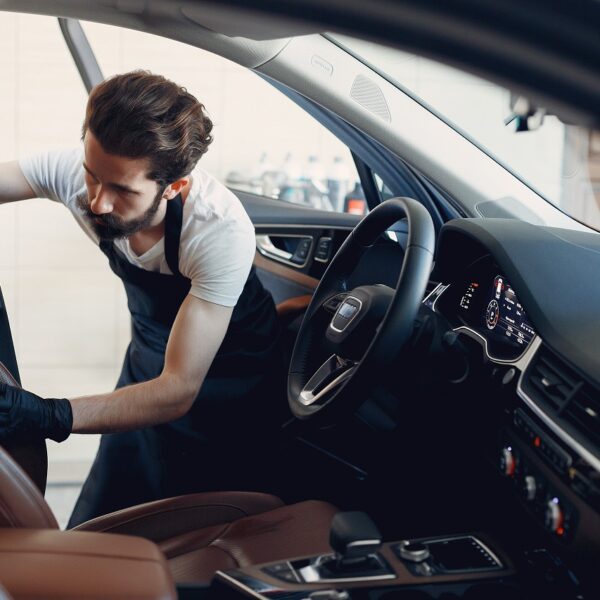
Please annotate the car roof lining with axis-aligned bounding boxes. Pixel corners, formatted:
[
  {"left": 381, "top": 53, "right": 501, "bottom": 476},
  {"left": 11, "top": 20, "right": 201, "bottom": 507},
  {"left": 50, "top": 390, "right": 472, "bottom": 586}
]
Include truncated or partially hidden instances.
[
  {"left": 4, "top": 0, "right": 597, "bottom": 126},
  {"left": 0, "top": 0, "right": 295, "bottom": 68}
]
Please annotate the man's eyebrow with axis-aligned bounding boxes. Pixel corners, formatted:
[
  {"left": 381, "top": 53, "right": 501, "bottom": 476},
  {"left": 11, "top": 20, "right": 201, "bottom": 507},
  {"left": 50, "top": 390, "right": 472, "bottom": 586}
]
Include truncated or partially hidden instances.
[{"left": 82, "top": 162, "right": 142, "bottom": 195}]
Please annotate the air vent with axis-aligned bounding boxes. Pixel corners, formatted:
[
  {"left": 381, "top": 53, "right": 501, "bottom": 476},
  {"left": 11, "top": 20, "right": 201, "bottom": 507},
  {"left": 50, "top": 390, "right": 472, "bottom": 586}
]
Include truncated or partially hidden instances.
[
  {"left": 564, "top": 384, "right": 600, "bottom": 451},
  {"left": 523, "top": 345, "right": 600, "bottom": 456},
  {"left": 525, "top": 347, "right": 579, "bottom": 412}
]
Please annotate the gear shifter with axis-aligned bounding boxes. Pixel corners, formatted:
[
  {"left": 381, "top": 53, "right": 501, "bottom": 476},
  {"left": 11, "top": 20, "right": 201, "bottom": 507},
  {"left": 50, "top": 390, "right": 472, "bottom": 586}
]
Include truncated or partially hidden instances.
[
  {"left": 291, "top": 512, "right": 395, "bottom": 583},
  {"left": 329, "top": 511, "right": 383, "bottom": 567},
  {"left": 295, "top": 511, "right": 394, "bottom": 582}
]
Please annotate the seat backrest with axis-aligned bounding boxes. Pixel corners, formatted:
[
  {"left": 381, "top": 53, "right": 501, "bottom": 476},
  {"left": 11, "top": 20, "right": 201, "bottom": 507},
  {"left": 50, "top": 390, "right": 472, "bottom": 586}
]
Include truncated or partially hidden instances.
[
  {"left": 0, "top": 362, "right": 48, "bottom": 493},
  {"left": 0, "top": 361, "right": 57, "bottom": 529},
  {"left": 0, "top": 443, "right": 58, "bottom": 529}
]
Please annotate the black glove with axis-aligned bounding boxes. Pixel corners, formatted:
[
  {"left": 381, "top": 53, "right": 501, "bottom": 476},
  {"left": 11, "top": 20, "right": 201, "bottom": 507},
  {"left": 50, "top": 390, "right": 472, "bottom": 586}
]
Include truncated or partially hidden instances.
[{"left": 0, "top": 383, "right": 72, "bottom": 443}]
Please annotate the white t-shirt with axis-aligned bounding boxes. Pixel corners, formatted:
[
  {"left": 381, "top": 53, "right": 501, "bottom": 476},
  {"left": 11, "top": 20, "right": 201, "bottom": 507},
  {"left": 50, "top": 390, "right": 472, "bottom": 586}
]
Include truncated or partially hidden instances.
[{"left": 19, "top": 148, "right": 256, "bottom": 307}]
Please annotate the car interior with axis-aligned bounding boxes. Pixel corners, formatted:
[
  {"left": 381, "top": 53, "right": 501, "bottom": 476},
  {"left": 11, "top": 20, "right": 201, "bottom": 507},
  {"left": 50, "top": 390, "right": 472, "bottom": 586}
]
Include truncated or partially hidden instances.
[{"left": 0, "top": 1, "right": 599, "bottom": 599}]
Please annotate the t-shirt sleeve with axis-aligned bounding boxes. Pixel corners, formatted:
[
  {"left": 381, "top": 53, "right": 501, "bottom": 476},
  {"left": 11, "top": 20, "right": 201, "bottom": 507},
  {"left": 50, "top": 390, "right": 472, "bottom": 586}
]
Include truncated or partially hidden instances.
[
  {"left": 18, "top": 148, "right": 83, "bottom": 205},
  {"left": 185, "top": 219, "right": 256, "bottom": 307}
]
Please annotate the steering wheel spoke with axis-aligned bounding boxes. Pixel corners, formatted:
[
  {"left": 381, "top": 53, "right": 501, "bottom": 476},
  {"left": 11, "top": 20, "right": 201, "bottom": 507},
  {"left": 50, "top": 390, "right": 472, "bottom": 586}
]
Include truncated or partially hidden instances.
[
  {"left": 322, "top": 293, "right": 349, "bottom": 315},
  {"left": 299, "top": 354, "right": 357, "bottom": 406}
]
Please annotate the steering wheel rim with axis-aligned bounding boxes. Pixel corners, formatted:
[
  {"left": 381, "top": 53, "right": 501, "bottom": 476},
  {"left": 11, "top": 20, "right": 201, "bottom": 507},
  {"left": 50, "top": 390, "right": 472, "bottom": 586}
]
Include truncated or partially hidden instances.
[{"left": 288, "top": 197, "right": 435, "bottom": 421}]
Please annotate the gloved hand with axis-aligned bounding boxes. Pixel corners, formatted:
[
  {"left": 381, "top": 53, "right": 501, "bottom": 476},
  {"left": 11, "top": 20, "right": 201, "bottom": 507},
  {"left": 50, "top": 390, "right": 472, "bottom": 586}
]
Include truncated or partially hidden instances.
[{"left": 0, "top": 383, "right": 72, "bottom": 442}]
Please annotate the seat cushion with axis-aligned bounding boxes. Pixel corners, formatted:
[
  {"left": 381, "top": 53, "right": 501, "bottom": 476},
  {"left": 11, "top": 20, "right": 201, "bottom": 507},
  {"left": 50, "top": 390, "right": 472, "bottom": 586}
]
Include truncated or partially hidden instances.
[{"left": 74, "top": 491, "right": 338, "bottom": 583}]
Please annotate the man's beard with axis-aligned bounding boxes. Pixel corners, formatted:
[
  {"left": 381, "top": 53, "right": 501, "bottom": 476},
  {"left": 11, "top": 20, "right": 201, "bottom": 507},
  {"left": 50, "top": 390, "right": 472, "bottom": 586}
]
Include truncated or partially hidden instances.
[{"left": 77, "top": 188, "right": 164, "bottom": 241}]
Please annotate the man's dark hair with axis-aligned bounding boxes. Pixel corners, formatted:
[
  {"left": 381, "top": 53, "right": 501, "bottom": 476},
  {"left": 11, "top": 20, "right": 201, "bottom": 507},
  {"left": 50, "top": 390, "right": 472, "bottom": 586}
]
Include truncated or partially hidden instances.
[{"left": 82, "top": 70, "right": 213, "bottom": 187}]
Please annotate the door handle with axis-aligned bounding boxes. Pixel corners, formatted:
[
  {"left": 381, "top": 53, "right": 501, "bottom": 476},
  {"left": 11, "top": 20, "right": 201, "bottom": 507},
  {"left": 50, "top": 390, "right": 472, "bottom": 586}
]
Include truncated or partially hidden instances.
[{"left": 255, "top": 234, "right": 313, "bottom": 267}]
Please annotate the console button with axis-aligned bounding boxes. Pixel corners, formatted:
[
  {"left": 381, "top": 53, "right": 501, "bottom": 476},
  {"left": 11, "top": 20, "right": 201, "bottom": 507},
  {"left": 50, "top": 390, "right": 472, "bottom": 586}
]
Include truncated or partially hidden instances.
[
  {"left": 292, "top": 239, "right": 312, "bottom": 263},
  {"left": 278, "top": 571, "right": 301, "bottom": 583},
  {"left": 545, "top": 498, "right": 565, "bottom": 534},
  {"left": 264, "top": 562, "right": 290, "bottom": 575},
  {"left": 315, "top": 237, "right": 332, "bottom": 261},
  {"left": 397, "top": 541, "right": 430, "bottom": 563},
  {"left": 521, "top": 475, "right": 537, "bottom": 501},
  {"left": 500, "top": 447, "right": 516, "bottom": 477}
]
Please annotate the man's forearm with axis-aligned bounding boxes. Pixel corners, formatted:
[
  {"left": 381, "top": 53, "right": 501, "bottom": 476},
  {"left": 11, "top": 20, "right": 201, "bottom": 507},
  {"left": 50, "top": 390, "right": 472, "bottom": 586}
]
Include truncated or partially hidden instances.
[
  {"left": 0, "top": 296, "right": 231, "bottom": 441},
  {"left": 70, "top": 372, "right": 199, "bottom": 434}
]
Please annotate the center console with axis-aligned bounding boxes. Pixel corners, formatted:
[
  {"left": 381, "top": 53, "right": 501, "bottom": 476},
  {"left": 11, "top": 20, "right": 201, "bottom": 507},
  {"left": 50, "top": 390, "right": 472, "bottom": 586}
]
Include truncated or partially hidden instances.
[{"left": 203, "top": 513, "right": 520, "bottom": 600}]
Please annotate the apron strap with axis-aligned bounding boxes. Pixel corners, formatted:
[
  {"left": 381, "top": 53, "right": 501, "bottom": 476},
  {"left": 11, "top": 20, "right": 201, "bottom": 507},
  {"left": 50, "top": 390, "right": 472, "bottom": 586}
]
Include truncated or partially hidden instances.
[{"left": 164, "top": 193, "right": 185, "bottom": 278}]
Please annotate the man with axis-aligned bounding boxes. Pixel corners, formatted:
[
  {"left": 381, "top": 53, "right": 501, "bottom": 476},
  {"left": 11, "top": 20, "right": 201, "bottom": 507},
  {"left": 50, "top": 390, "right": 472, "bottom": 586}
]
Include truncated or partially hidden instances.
[{"left": 0, "top": 71, "right": 280, "bottom": 525}]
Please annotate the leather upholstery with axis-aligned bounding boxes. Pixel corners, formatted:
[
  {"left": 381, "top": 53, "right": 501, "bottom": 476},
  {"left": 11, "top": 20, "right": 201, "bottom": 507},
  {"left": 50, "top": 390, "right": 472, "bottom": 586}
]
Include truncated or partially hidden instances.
[
  {"left": 164, "top": 500, "right": 338, "bottom": 583},
  {"left": 0, "top": 361, "right": 48, "bottom": 493},
  {"left": 73, "top": 491, "right": 285, "bottom": 541},
  {"left": 75, "top": 493, "right": 338, "bottom": 583},
  {"left": 0, "top": 433, "right": 338, "bottom": 584},
  {"left": 0, "top": 529, "right": 176, "bottom": 599},
  {"left": 0, "top": 444, "right": 58, "bottom": 529}
]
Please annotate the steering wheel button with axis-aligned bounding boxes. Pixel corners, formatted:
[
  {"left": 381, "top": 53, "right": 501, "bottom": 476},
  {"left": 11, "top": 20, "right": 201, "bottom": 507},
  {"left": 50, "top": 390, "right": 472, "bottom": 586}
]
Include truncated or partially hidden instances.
[
  {"left": 332, "top": 315, "right": 350, "bottom": 330},
  {"left": 338, "top": 303, "right": 358, "bottom": 319}
]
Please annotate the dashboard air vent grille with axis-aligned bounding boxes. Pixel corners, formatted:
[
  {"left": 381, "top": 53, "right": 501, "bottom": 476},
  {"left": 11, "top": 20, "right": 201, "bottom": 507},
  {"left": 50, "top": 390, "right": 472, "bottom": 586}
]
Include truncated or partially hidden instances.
[
  {"left": 526, "top": 349, "right": 579, "bottom": 412},
  {"left": 563, "top": 384, "right": 600, "bottom": 450}
]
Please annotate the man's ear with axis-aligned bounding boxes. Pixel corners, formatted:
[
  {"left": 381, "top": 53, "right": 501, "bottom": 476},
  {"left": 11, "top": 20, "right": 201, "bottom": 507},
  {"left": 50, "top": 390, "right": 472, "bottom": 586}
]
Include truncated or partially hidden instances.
[{"left": 162, "top": 177, "right": 189, "bottom": 200}]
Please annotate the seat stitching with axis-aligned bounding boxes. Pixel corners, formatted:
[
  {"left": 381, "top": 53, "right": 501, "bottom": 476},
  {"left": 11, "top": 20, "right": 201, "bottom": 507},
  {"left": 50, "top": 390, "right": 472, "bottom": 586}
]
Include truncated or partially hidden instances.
[
  {"left": 204, "top": 522, "right": 241, "bottom": 567},
  {"left": 0, "top": 464, "right": 55, "bottom": 528},
  {"left": 0, "top": 497, "right": 19, "bottom": 527},
  {"left": 86, "top": 503, "right": 255, "bottom": 533},
  {"left": 165, "top": 522, "right": 234, "bottom": 562}
]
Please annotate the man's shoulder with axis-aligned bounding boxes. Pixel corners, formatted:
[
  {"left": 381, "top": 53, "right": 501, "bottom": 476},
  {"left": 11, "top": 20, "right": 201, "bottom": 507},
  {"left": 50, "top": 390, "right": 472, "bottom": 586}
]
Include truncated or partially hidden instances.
[
  {"left": 183, "top": 166, "right": 253, "bottom": 235},
  {"left": 178, "top": 167, "right": 255, "bottom": 274},
  {"left": 18, "top": 146, "right": 85, "bottom": 206}
]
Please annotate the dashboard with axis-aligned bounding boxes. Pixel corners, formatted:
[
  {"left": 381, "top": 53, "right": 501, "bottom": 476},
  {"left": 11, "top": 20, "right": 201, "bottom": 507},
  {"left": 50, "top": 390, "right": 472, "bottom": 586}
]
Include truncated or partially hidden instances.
[
  {"left": 427, "top": 217, "right": 600, "bottom": 589},
  {"left": 428, "top": 255, "right": 536, "bottom": 361}
]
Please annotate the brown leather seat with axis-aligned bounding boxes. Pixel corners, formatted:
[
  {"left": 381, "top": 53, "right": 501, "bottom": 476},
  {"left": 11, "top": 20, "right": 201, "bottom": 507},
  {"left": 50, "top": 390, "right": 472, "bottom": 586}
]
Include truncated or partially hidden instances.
[
  {"left": 0, "top": 362, "right": 48, "bottom": 493},
  {"left": 0, "top": 443, "right": 338, "bottom": 583}
]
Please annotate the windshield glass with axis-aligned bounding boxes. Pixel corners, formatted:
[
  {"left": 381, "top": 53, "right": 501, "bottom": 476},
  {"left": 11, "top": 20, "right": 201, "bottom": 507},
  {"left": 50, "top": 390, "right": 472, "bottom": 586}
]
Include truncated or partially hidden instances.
[{"left": 331, "top": 35, "right": 600, "bottom": 231}]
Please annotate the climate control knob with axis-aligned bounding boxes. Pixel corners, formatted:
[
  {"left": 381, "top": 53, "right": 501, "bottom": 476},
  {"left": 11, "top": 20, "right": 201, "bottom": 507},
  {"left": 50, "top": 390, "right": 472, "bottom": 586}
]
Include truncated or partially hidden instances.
[
  {"left": 521, "top": 475, "right": 537, "bottom": 501},
  {"left": 545, "top": 498, "right": 564, "bottom": 534},
  {"left": 500, "top": 447, "right": 516, "bottom": 477}
]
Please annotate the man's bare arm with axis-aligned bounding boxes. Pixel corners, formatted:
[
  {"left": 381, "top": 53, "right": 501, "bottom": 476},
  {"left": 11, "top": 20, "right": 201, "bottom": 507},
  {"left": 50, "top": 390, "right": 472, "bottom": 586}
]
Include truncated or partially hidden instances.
[
  {"left": 0, "top": 161, "right": 37, "bottom": 204},
  {"left": 70, "top": 294, "right": 234, "bottom": 433}
]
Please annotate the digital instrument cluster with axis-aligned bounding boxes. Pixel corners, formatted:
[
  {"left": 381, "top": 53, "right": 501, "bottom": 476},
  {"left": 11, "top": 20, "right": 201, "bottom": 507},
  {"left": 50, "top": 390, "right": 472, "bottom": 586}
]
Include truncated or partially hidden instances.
[{"left": 436, "top": 257, "right": 536, "bottom": 359}]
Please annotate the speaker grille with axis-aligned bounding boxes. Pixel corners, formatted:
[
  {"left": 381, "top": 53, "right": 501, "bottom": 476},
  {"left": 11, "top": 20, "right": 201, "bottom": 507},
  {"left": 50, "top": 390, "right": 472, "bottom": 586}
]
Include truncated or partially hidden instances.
[{"left": 350, "top": 75, "right": 391, "bottom": 122}]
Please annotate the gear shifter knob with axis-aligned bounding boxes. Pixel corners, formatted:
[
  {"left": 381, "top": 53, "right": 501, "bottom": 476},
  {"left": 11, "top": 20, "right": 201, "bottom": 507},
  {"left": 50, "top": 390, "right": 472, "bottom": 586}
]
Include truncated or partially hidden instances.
[{"left": 330, "top": 511, "right": 382, "bottom": 560}]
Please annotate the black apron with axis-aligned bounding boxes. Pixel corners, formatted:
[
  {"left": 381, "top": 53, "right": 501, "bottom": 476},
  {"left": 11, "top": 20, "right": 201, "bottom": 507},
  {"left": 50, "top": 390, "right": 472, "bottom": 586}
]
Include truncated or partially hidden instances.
[{"left": 68, "top": 194, "right": 280, "bottom": 527}]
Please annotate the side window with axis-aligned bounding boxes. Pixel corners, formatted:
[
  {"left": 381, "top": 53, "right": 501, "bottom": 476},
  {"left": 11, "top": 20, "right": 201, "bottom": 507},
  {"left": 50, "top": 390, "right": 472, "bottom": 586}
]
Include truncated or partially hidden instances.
[{"left": 81, "top": 22, "right": 367, "bottom": 215}]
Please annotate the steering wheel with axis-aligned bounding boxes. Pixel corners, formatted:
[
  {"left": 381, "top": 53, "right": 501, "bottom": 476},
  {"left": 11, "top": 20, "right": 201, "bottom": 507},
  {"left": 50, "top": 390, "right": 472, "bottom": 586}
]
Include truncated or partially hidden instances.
[{"left": 288, "top": 197, "right": 435, "bottom": 421}]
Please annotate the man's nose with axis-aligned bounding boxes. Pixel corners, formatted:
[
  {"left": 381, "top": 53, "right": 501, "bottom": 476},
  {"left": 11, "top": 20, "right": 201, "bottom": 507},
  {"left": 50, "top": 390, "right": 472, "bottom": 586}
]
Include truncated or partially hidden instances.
[{"left": 89, "top": 187, "right": 114, "bottom": 215}]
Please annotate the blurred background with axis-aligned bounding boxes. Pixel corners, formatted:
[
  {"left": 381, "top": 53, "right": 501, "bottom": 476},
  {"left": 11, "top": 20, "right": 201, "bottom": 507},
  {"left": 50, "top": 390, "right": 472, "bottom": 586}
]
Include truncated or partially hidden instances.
[{"left": 0, "top": 12, "right": 597, "bottom": 526}]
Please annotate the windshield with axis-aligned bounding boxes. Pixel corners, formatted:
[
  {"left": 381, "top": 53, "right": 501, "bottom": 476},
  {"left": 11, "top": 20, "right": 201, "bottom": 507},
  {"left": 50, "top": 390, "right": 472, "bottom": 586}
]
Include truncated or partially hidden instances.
[{"left": 331, "top": 35, "right": 600, "bottom": 231}]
